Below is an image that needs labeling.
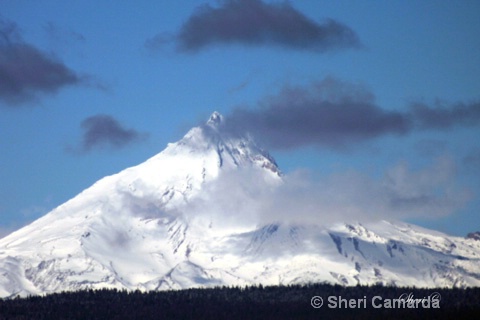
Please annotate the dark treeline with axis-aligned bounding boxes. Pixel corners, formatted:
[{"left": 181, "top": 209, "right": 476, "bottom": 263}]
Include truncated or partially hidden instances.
[{"left": 1, "top": 283, "right": 479, "bottom": 319}]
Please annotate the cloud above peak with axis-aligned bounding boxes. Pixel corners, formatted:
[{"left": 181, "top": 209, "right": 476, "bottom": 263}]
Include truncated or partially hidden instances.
[
  {"left": 221, "top": 78, "right": 411, "bottom": 150},
  {"left": 147, "top": 0, "right": 361, "bottom": 53},
  {"left": 218, "top": 77, "right": 480, "bottom": 151},
  {"left": 0, "top": 18, "right": 83, "bottom": 107}
]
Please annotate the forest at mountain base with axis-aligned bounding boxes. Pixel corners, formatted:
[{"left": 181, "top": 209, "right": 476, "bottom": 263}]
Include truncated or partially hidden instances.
[{"left": 1, "top": 283, "right": 479, "bottom": 319}]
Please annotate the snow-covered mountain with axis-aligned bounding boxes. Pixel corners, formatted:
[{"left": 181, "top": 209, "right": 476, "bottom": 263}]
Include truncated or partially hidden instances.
[{"left": 1, "top": 112, "right": 479, "bottom": 298}]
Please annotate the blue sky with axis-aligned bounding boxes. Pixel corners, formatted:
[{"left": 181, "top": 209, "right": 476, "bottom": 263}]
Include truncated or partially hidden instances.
[{"left": 1, "top": 0, "right": 479, "bottom": 236}]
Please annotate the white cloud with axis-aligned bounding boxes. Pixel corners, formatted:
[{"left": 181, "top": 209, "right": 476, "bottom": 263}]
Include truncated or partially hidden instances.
[{"left": 182, "top": 156, "right": 471, "bottom": 229}]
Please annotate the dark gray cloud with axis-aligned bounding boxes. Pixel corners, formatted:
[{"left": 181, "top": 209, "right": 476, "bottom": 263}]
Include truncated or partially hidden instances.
[
  {"left": 78, "top": 114, "right": 147, "bottom": 152},
  {"left": 411, "top": 101, "right": 480, "bottom": 129},
  {"left": 218, "top": 78, "right": 480, "bottom": 151},
  {"left": 0, "top": 18, "right": 82, "bottom": 106},
  {"left": 221, "top": 78, "right": 411, "bottom": 150},
  {"left": 148, "top": 0, "right": 361, "bottom": 53}
]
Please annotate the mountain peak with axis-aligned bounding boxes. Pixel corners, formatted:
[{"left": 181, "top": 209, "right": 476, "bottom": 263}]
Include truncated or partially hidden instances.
[{"left": 206, "top": 111, "right": 223, "bottom": 127}]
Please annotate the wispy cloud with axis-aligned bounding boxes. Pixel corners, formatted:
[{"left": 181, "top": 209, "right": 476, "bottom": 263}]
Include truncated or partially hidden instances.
[
  {"left": 411, "top": 100, "right": 480, "bottom": 129},
  {"left": 72, "top": 114, "right": 147, "bottom": 153},
  {"left": 180, "top": 156, "right": 471, "bottom": 230},
  {"left": 147, "top": 0, "right": 361, "bottom": 53},
  {"left": 273, "top": 157, "right": 470, "bottom": 224},
  {"left": 0, "top": 18, "right": 83, "bottom": 106},
  {"left": 218, "top": 77, "right": 480, "bottom": 151}
]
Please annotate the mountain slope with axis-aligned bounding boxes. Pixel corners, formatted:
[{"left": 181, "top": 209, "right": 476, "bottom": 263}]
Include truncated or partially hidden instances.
[{"left": 0, "top": 112, "right": 479, "bottom": 298}]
